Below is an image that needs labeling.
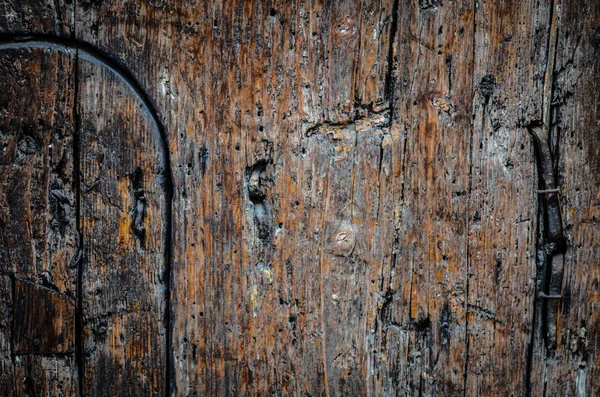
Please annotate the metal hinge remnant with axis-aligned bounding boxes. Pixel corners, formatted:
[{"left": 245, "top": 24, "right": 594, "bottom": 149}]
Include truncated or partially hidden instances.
[{"left": 528, "top": 121, "right": 567, "bottom": 350}]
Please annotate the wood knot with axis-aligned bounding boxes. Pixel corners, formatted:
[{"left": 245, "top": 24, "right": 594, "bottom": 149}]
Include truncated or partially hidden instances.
[{"left": 330, "top": 228, "right": 355, "bottom": 256}]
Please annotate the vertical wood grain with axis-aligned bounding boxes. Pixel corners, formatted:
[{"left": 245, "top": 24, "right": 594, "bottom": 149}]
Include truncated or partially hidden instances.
[
  {"left": 0, "top": 0, "right": 599, "bottom": 395},
  {"left": 381, "top": 1, "right": 474, "bottom": 394},
  {"left": 0, "top": 47, "right": 78, "bottom": 397},
  {"left": 75, "top": 1, "right": 395, "bottom": 395},
  {"left": 466, "top": 1, "right": 555, "bottom": 395},
  {"left": 78, "top": 55, "right": 169, "bottom": 396},
  {"left": 529, "top": 1, "right": 600, "bottom": 395}
]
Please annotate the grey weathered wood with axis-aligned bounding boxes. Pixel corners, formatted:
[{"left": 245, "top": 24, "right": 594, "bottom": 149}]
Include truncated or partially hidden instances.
[{"left": 0, "top": 0, "right": 72, "bottom": 36}]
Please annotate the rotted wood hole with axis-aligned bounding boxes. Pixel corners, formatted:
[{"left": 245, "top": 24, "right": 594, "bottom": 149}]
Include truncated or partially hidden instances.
[{"left": 0, "top": 1, "right": 599, "bottom": 397}]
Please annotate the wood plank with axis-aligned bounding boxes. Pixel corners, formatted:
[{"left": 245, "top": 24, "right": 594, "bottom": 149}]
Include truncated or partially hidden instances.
[
  {"left": 76, "top": 1, "right": 395, "bottom": 395},
  {"left": 380, "top": 1, "right": 475, "bottom": 394},
  {"left": 364, "top": 123, "right": 401, "bottom": 396},
  {"left": 0, "top": 46, "right": 78, "bottom": 396},
  {"left": 0, "top": 1, "right": 593, "bottom": 395},
  {"left": 302, "top": 111, "right": 391, "bottom": 395},
  {"left": 0, "top": 276, "right": 14, "bottom": 395},
  {"left": 466, "top": 1, "right": 554, "bottom": 395},
  {"left": 529, "top": 1, "right": 600, "bottom": 395},
  {"left": 77, "top": 49, "right": 169, "bottom": 396},
  {"left": 13, "top": 355, "right": 78, "bottom": 397},
  {"left": 0, "top": 46, "right": 78, "bottom": 292},
  {"left": 13, "top": 280, "right": 75, "bottom": 355}
]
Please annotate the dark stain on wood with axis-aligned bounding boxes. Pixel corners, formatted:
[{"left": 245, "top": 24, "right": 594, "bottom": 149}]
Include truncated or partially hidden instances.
[{"left": 13, "top": 280, "right": 75, "bottom": 355}]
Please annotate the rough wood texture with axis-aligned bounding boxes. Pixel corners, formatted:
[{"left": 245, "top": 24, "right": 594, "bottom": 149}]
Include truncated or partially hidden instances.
[
  {"left": 13, "top": 355, "right": 78, "bottom": 397},
  {"left": 0, "top": 276, "right": 14, "bottom": 395},
  {"left": 1, "top": 1, "right": 599, "bottom": 396},
  {"left": 0, "top": 0, "right": 72, "bottom": 36},
  {"left": 78, "top": 50, "right": 169, "bottom": 396},
  {"left": 466, "top": 1, "right": 552, "bottom": 395},
  {"left": 379, "top": 1, "right": 474, "bottom": 394},
  {"left": 0, "top": 46, "right": 78, "bottom": 396},
  {"left": 13, "top": 280, "right": 75, "bottom": 355},
  {"left": 529, "top": 1, "right": 600, "bottom": 395}
]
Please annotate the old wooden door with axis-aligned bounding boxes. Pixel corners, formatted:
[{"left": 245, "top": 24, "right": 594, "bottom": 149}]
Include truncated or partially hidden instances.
[{"left": 0, "top": 1, "right": 599, "bottom": 396}]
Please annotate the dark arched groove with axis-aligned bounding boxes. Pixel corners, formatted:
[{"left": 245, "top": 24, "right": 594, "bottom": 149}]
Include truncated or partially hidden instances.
[{"left": 0, "top": 34, "right": 175, "bottom": 396}]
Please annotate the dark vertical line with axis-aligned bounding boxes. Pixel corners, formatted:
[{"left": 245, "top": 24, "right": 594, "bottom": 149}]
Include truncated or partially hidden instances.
[
  {"left": 541, "top": 0, "right": 559, "bottom": 129},
  {"left": 164, "top": 119, "right": 174, "bottom": 397},
  {"left": 463, "top": 1, "right": 478, "bottom": 395},
  {"left": 385, "top": 0, "right": 400, "bottom": 121},
  {"left": 379, "top": 2, "right": 400, "bottom": 392},
  {"left": 71, "top": 3, "right": 86, "bottom": 395},
  {"left": 149, "top": 6, "right": 175, "bottom": 391},
  {"left": 548, "top": 26, "right": 561, "bottom": 173},
  {"left": 351, "top": 0, "right": 363, "bottom": 110},
  {"left": 161, "top": 4, "right": 175, "bottom": 392},
  {"left": 525, "top": 156, "right": 546, "bottom": 397},
  {"left": 72, "top": 44, "right": 85, "bottom": 397}
]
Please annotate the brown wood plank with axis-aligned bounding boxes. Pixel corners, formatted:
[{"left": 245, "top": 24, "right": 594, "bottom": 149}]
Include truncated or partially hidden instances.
[
  {"left": 301, "top": 111, "right": 391, "bottom": 395},
  {"left": 0, "top": 276, "right": 14, "bottom": 395},
  {"left": 0, "top": 46, "right": 78, "bottom": 396},
  {"left": 380, "top": 1, "right": 475, "bottom": 394},
  {"left": 466, "top": 1, "right": 556, "bottom": 395},
  {"left": 76, "top": 1, "right": 395, "bottom": 395},
  {"left": 0, "top": 47, "right": 77, "bottom": 292},
  {"left": 77, "top": 54, "right": 169, "bottom": 395},
  {"left": 529, "top": 1, "right": 600, "bottom": 395},
  {"left": 13, "top": 280, "right": 75, "bottom": 355},
  {"left": 0, "top": 1, "right": 596, "bottom": 395}
]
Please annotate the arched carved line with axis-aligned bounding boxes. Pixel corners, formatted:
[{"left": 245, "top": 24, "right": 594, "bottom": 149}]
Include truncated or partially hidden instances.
[
  {"left": 0, "top": 35, "right": 173, "bottom": 187},
  {"left": 0, "top": 34, "right": 175, "bottom": 395}
]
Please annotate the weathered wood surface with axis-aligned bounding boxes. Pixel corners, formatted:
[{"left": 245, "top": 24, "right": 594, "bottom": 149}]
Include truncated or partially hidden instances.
[
  {"left": 528, "top": 1, "right": 600, "bottom": 395},
  {"left": 78, "top": 48, "right": 170, "bottom": 395},
  {"left": 0, "top": 1, "right": 599, "bottom": 396},
  {"left": 380, "top": 1, "right": 473, "bottom": 394},
  {"left": 466, "top": 2, "right": 553, "bottom": 395},
  {"left": 0, "top": 46, "right": 78, "bottom": 396}
]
